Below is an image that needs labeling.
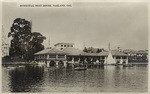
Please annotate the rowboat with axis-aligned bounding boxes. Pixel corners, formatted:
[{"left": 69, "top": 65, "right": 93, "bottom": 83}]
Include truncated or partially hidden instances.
[{"left": 74, "top": 67, "right": 87, "bottom": 71}]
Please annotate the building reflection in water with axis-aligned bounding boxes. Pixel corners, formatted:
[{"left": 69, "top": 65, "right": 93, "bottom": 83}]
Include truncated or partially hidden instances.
[
  {"left": 5, "top": 65, "right": 147, "bottom": 92},
  {"left": 42, "top": 66, "right": 105, "bottom": 92}
]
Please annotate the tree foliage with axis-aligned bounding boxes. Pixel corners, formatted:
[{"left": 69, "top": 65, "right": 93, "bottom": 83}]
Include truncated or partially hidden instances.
[
  {"left": 83, "top": 47, "right": 104, "bottom": 53},
  {"left": 8, "top": 18, "right": 46, "bottom": 61},
  {"left": 83, "top": 47, "right": 88, "bottom": 52}
]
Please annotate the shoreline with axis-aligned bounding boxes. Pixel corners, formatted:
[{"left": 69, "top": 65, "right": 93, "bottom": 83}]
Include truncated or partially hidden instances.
[
  {"left": 2, "top": 62, "right": 148, "bottom": 65},
  {"left": 2, "top": 62, "right": 38, "bottom": 65}
]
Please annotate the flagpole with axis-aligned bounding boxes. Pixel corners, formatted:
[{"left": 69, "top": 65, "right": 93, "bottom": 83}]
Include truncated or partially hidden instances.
[{"left": 108, "top": 42, "right": 110, "bottom": 51}]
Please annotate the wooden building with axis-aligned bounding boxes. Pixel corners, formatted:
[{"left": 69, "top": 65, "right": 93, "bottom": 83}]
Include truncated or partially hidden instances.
[{"left": 34, "top": 47, "right": 128, "bottom": 67}]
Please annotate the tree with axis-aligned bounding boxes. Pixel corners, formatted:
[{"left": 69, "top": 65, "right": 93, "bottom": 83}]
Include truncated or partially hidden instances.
[
  {"left": 83, "top": 47, "right": 88, "bottom": 52},
  {"left": 26, "top": 32, "right": 46, "bottom": 60},
  {"left": 96, "top": 49, "right": 101, "bottom": 53},
  {"left": 8, "top": 18, "right": 46, "bottom": 61}
]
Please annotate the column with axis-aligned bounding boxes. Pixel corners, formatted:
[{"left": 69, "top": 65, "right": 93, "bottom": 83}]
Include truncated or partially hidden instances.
[
  {"left": 104, "top": 56, "right": 107, "bottom": 64},
  {"left": 47, "top": 61, "right": 49, "bottom": 67},
  {"left": 120, "top": 57, "right": 123, "bottom": 64},
  {"left": 72, "top": 57, "right": 74, "bottom": 64},
  {"left": 114, "top": 56, "right": 116, "bottom": 63},
  {"left": 56, "top": 55, "right": 58, "bottom": 59},
  {"left": 84, "top": 58, "right": 87, "bottom": 62},
  {"left": 56, "top": 61, "right": 59, "bottom": 66},
  {"left": 47, "top": 54, "right": 49, "bottom": 59},
  {"left": 100, "top": 57, "right": 102, "bottom": 60},
  {"left": 90, "top": 58, "right": 93, "bottom": 62},
  {"left": 126, "top": 56, "right": 128, "bottom": 64},
  {"left": 78, "top": 58, "right": 80, "bottom": 63},
  {"left": 63, "top": 61, "right": 67, "bottom": 67},
  {"left": 65, "top": 55, "right": 67, "bottom": 59},
  {"left": 96, "top": 59, "right": 99, "bottom": 64},
  {"left": 71, "top": 56, "right": 74, "bottom": 67}
]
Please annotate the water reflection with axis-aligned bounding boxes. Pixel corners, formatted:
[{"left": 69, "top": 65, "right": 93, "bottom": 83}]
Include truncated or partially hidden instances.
[
  {"left": 2, "top": 65, "right": 148, "bottom": 92},
  {"left": 8, "top": 65, "right": 44, "bottom": 92}
]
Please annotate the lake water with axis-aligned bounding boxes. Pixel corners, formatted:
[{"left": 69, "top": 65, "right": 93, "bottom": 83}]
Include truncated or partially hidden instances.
[{"left": 2, "top": 64, "right": 148, "bottom": 92}]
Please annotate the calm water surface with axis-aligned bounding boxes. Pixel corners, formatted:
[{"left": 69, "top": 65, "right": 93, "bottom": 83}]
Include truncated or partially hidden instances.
[{"left": 2, "top": 64, "right": 148, "bottom": 92}]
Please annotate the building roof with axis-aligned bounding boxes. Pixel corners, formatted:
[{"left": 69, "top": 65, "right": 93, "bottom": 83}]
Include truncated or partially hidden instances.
[
  {"left": 98, "top": 50, "right": 128, "bottom": 56},
  {"left": 63, "top": 47, "right": 83, "bottom": 56},
  {"left": 63, "top": 48, "right": 100, "bottom": 56},
  {"left": 80, "top": 52, "right": 99, "bottom": 56},
  {"left": 136, "top": 51, "right": 148, "bottom": 54},
  {"left": 34, "top": 47, "right": 128, "bottom": 56},
  {"left": 54, "top": 43, "right": 74, "bottom": 46},
  {"left": 34, "top": 48, "right": 67, "bottom": 55}
]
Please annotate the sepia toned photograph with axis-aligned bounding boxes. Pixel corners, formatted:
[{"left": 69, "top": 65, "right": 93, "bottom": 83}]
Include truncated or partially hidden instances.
[{"left": 1, "top": 0, "right": 148, "bottom": 93}]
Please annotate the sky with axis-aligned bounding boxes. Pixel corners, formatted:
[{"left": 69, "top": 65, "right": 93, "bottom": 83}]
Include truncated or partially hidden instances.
[{"left": 2, "top": 1, "right": 148, "bottom": 50}]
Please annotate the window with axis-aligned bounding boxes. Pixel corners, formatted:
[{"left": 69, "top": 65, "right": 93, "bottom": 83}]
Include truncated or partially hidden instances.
[
  {"left": 122, "top": 56, "right": 127, "bottom": 59},
  {"left": 61, "top": 45, "right": 63, "bottom": 47},
  {"left": 71, "top": 45, "right": 73, "bottom": 47},
  {"left": 116, "top": 56, "right": 121, "bottom": 59},
  {"left": 101, "top": 56, "right": 105, "bottom": 59},
  {"left": 61, "top": 48, "right": 63, "bottom": 50},
  {"left": 64, "top": 45, "right": 66, "bottom": 47},
  {"left": 58, "top": 55, "right": 65, "bottom": 58},
  {"left": 68, "top": 45, "right": 69, "bottom": 47},
  {"left": 49, "top": 54, "right": 56, "bottom": 58}
]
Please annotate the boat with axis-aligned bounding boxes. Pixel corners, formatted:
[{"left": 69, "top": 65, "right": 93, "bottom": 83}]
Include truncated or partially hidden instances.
[
  {"left": 38, "top": 61, "right": 46, "bottom": 66},
  {"left": 123, "top": 64, "right": 133, "bottom": 67},
  {"left": 74, "top": 43, "right": 87, "bottom": 71},
  {"left": 105, "top": 43, "right": 116, "bottom": 65},
  {"left": 17, "top": 65, "right": 25, "bottom": 68},
  {"left": 74, "top": 67, "right": 87, "bottom": 71},
  {"left": 7, "top": 66, "right": 16, "bottom": 70}
]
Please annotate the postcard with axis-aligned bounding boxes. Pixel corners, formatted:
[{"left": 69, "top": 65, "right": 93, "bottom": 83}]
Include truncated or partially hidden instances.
[{"left": 1, "top": 0, "right": 149, "bottom": 93}]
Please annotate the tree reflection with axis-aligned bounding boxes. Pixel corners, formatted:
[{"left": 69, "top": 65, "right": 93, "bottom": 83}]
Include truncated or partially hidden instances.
[{"left": 9, "top": 65, "right": 44, "bottom": 92}]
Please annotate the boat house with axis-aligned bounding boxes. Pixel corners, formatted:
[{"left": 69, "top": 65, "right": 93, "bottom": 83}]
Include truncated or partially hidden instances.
[{"left": 34, "top": 43, "right": 129, "bottom": 67}]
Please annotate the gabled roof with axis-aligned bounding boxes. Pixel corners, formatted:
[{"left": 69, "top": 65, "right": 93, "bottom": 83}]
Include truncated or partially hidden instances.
[{"left": 34, "top": 48, "right": 67, "bottom": 55}]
